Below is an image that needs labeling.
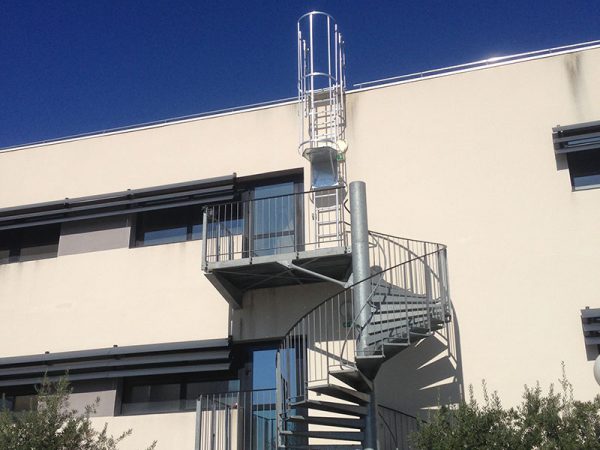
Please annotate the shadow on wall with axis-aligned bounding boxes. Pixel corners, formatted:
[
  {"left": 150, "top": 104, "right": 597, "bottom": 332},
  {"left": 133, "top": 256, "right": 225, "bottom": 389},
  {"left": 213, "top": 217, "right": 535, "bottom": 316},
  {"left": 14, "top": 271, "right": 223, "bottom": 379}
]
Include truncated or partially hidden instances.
[{"left": 375, "top": 303, "right": 464, "bottom": 416}]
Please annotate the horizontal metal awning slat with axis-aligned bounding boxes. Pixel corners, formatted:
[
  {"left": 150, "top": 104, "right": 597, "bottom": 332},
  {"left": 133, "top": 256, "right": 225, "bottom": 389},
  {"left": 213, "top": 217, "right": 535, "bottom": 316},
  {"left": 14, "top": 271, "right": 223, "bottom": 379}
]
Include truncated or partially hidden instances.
[
  {"left": 553, "top": 122, "right": 600, "bottom": 154},
  {"left": 0, "top": 195, "right": 235, "bottom": 231},
  {"left": 0, "top": 338, "right": 231, "bottom": 366},
  {"left": 582, "top": 322, "right": 600, "bottom": 333},
  {"left": 0, "top": 339, "right": 232, "bottom": 387},
  {"left": 581, "top": 308, "right": 600, "bottom": 319},
  {"left": 554, "top": 142, "right": 600, "bottom": 154},
  {"left": 0, "top": 350, "right": 231, "bottom": 378},
  {"left": 553, "top": 120, "right": 600, "bottom": 133},
  {"left": 0, "top": 174, "right": 236, "bottom": 231},
  {"left": 0, "top": 174, "right": 235, "bottom": 216},
  {"left": 0, "top": 363, "right": 232, "bottom": 387},
  {"left": 0, "top": 185, "right": 234, "bottom": 224},
  {"left": 552, "top": 130, "right": 600, "bottom": 144}
]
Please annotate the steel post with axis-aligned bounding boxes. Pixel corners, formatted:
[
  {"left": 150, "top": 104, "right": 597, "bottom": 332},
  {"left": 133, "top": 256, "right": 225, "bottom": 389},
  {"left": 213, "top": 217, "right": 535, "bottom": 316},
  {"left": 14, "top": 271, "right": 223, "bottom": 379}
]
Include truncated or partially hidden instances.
[
  {"left": 194, "top": 398, "right": 201, "bottom": 450},
  {"left": 350, "top": 181, "right": 371, "bottom": 356},
  {"left": 201, "top": 209, "right": 208, "bottom": 271},
  {"left": 364, "top": 390, "right": 379, "bottom": 450},
  {"left": 350, "top": 181, "right": 378, "bottom": 449}
]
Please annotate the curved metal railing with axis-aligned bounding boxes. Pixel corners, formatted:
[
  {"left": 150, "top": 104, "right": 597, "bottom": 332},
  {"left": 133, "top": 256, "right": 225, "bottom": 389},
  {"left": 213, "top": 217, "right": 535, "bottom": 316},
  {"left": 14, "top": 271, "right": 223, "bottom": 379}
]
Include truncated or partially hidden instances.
[{"left": 276, "top": 232, "right": 450, "bottom": 437}]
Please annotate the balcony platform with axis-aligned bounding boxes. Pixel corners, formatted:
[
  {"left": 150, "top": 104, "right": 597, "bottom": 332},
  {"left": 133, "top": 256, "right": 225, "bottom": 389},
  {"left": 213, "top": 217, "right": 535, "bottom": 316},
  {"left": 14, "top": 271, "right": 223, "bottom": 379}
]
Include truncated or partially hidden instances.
[{"left": 205, "top": 246, "right": 352, "bottom": 309}]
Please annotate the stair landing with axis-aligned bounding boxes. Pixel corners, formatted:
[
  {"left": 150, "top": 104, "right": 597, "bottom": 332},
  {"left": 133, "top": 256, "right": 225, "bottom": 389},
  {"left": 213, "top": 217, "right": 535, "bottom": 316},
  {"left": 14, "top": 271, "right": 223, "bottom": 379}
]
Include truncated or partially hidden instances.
[{"left": 205, "top": 246, "right": 352, "bottom": 308}]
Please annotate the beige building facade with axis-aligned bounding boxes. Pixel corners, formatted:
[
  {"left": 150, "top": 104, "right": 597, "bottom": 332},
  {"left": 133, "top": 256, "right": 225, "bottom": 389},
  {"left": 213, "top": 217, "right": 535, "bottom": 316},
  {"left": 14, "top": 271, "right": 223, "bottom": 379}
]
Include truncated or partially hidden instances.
[{"left": 0, "top": 42, "right": 599, "bottom": 449}]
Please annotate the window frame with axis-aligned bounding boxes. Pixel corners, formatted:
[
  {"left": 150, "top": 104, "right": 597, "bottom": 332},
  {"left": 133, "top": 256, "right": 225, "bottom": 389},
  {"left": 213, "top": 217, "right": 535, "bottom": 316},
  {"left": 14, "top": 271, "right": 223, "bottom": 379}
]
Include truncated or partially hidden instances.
[
  {"left": 0, "top": 223, "right": 61, "bottom": 265},
  {"left": 553, "top": 121, "right": 600, "bottom": 191},
  {"left": 131, "top": 172, "right": 305, "bottom": 250}
]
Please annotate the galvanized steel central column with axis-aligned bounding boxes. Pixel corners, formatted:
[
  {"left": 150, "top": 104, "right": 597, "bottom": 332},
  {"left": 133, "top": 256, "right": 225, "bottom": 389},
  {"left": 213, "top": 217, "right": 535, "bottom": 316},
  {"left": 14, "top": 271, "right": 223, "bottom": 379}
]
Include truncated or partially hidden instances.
[
  {"left": 350, "top": 181, "right": 378, "bottom": 450},
  {"left": 350, "top": 181, "right": 371, "bottom": 358}
]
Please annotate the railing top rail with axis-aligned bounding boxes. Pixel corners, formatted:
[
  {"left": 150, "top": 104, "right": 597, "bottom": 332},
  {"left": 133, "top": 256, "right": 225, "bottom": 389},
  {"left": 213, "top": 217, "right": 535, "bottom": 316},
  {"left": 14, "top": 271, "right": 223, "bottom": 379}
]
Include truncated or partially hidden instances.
[
  {"left": 281, "top": 246, "right": 446, "bottom": 339},
  {"left": 368, "top": 229, "right": 447, "bottom": 250},
  {"left": 196, "top": 388, "right": 276, "bottom": 397},
  {"left": 203, "top": 185, "right": 345, "bottom": 209}
]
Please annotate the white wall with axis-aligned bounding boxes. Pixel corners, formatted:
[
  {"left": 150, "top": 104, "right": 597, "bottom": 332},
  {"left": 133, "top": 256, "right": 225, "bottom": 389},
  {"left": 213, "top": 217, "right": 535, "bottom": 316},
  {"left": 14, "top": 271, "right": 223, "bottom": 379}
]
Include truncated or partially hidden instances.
[
  {"left": 0, "top": 47, "right": 599, "bottom": 413},
  {"left": 90, "top": 413, "right": 195, "bottom": 450}
]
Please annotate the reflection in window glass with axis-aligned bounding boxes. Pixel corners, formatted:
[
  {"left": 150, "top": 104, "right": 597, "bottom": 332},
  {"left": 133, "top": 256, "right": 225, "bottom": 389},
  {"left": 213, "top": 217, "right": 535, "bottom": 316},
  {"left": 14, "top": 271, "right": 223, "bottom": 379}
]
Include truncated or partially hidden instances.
[
  {"left": 135, "top": 205, "right": 244, "bottom": 247},
  {"left": 123, "top": 383, "right": 181, "bottom": 415},
  {"left": 568, "top": 149, "right": 600, "bottom": 190},
  {"left": 135, "top": 206, "right": 192, "bottom": 246},
  {"left": 0, "top": 225, "right": 60, "bottom": 265},
  {"left": 252, "top": 183, "right": 296, "bottom": 256},
  {"left": 13, "top": 395, "right": 37, "bottom": 412},
  {"left": 252, "top": 349, "right": 277, "bottom": 391},
  {"left": 121, "top": 377, "right": 240, "bottom": 415},
  {"left": 0, "top": 394, "right": 37, "bottom": 412}
]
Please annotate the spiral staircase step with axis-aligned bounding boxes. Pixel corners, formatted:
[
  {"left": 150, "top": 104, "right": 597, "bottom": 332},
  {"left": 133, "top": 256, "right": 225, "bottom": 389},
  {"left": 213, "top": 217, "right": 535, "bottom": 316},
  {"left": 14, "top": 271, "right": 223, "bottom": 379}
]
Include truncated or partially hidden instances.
[
  {"left": 328, "top": 367, "right": 372, "bottom": 392},
  {"left": 290, "top": 399, "right": 368, "bottom": 417},
  {"left": 309, "top": 383, "right": 370, "bottom": 405},
  {"left": 286, "top": 414, "right": 365, "bottom": 429},
  {"left": 281, "top": 430, "right": 364, "bottom": 442}
]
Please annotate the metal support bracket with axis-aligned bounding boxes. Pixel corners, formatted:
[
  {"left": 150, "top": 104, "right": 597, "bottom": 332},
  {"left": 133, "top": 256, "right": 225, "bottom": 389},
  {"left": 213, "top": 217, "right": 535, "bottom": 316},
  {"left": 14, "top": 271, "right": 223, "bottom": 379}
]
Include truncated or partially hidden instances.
[{"left": 277, "top": 260, "right": 347, "bottom": 287}]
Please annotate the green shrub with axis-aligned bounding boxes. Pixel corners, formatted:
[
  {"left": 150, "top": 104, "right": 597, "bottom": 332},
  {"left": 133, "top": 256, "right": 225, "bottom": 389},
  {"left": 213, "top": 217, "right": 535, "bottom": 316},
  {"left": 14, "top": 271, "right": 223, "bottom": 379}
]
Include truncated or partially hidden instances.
[
  {"left": 0, "top": 377, "right": 156, "bottom": 450},
  {"left": 411, "top": 364, "right": 600, "bottom": 449}
]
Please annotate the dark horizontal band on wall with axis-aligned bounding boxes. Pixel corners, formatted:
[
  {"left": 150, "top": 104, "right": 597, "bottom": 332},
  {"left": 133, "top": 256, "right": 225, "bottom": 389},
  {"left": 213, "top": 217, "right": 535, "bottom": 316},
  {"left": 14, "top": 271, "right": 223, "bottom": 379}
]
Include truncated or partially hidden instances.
[
  {"left": 553, "top": 120, "right": 600, "bottom": 154},
  {"left": 0, "top": 174, "right": 236, "bottom": 231},
  {"left": 0, "top": 339, "right": 232, "bottom": 387}
]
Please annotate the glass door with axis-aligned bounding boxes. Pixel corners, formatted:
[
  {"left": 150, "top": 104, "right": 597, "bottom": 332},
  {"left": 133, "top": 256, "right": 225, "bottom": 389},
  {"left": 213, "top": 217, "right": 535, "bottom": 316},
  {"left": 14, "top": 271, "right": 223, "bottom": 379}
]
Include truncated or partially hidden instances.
[{"left": 250, "top": 182, "right": 297, "bottom": 257}]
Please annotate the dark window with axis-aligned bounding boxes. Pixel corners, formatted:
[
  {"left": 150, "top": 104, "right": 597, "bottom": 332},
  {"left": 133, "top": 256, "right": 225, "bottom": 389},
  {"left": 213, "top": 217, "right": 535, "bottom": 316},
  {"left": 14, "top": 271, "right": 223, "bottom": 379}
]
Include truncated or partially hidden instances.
[
  {"left": 251, "top": 182, "right": 298, "bottom": 256},
  {"left": 120, "top": 375, "right": 239, "bottom": 415},
  {"left": 567, "top": 149, "right": 600, "bottom": 190},
  {"left": 0, "top": 386, "right": 37, "bottom": 412},
  {"left": 0, "top": 224, "right": 60, "bottom": 264},
  {"left": 134, "top": 205, "right": 203, "bottom": 247},
  {"left": 134, "top": 204, "right": 244, "bottom": 248},
  {"left": 133, "top": 175, "right": 303, "bottom": 249}
]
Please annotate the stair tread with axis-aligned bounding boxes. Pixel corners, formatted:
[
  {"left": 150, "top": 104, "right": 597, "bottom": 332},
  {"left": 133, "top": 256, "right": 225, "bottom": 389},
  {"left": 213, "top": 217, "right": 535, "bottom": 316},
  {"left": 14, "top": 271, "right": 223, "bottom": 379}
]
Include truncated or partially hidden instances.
[
  {"left": 291, "top": 399, "right": 367, "bottom": 416},
  {"left": 281, "top": 445, "right": 360, "bottom": 450},
  {"left": 309, "top": 384, "right": 370, "bottom": 405},
  {"left": 328, "top": 367, "right": 371, "bottom": 392},
  {"left": 286, "top": 414, "right": 364, "bottom": 429},
  {"left": 281, "top": 430, "right": 364, "bottom": 442}
]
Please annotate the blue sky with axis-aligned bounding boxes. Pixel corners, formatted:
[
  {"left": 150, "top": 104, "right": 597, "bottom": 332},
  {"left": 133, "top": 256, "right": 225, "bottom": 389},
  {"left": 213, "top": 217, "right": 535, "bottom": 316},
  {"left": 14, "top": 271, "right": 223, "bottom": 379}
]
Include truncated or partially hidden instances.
[{"left": 1, "top": 1, "right": 599, "bottom": 149}]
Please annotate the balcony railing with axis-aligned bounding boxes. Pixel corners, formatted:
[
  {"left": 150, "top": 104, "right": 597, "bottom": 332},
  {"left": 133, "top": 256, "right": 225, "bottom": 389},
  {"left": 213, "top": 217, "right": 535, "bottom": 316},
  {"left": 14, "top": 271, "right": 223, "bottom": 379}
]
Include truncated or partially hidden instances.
[
  {"left": 201, "top": 187, "right": 348, "bottom": 268},
  {"left": 194, "top": 389, "right": 277, "bottom": 450}
]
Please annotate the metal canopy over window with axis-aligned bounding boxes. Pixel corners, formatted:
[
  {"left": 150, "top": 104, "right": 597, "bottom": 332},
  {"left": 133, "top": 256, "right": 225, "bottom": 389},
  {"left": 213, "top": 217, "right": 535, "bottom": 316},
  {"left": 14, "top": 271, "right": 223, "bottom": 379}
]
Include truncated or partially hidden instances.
[
  {"left": 553, "top": 121, "right": 600, "bottom": 190},
  {"left": 581, "top": 308, "right": 600, "bottom": 361},
  {"left": 0, "top": 174, "right": 236, "bottom": 231},
  {"left": 0, "top": 339, "right": 232, "bottom": 387},
  {"left": 553, "top": 120, "right": 600, "bottom": 154}
]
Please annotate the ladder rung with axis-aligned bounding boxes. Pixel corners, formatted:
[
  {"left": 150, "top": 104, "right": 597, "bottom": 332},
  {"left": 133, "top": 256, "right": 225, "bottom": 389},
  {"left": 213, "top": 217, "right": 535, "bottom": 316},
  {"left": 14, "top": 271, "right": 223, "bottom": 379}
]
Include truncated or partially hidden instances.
[
  {"left": 316, "top": 194, "right": 338, "bottom": 199},
  {"left": 317, "top": 221, "right": 339, "bottom": 226}
]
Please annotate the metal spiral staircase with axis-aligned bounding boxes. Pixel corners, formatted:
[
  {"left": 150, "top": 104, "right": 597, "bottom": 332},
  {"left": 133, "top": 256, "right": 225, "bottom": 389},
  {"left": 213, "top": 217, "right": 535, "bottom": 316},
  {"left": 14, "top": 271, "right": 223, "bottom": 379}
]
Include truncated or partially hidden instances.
[
  {"left": 276, "top": 231, "right": 451, "bottom": 449},
  {"left": 198, "top": 183, "right": 452, "bottom": 449},
  {"left": 196, "top": 11, "right": 451, "bottom": 450}
]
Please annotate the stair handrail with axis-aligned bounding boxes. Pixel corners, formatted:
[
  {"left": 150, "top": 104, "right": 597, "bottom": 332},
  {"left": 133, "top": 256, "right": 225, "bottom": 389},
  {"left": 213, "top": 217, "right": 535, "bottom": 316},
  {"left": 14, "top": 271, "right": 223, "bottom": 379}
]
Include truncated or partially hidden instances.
[
  {"left": 276, "top": 230, "right": 450, "bottom": 446},
  {"left": 338, "top": 248, "right": 445, "bottom": 364},
  {"left": 279, "top": 242, "right": 443, "bottom": 344},
  {"left": 277, "top": 232, "right": 449, "bottom": 394}
]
